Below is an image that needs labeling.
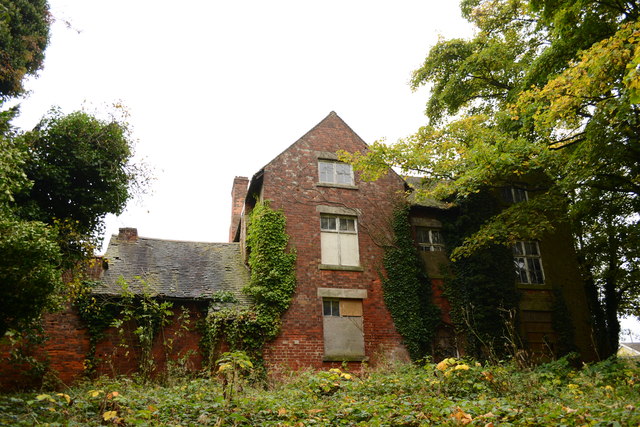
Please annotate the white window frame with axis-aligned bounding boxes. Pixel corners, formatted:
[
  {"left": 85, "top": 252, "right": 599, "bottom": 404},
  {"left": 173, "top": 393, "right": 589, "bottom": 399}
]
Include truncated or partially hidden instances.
[
  {"left": 318, "top": 160, "right": 354, "bottom": 186},
  {"left": 320, "top": 214, "right": 360, "bottom": 267},
  {"left": 415, "top": 227, "right": 445, "bottom": 252},
  {"left": 502, "top": 186, "right": 529, "bottom": 204},
  {"left": 513, "top": 241, "right": 545, "bottom": 284}
]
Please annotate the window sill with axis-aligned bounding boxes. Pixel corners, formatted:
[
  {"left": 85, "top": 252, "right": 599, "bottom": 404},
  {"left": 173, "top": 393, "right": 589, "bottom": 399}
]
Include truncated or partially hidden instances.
[
  {"left": 316, "top": 183, "right": 358, "bottom": 190},
  {"left": 319, "top": 264, "right": 364, "bottom": 272},
  {"left": 516, "top": 283, "right": 552, "bottom": 290},
  {"left": 323, "top": 355, "right": 367, "bottom": 362}
]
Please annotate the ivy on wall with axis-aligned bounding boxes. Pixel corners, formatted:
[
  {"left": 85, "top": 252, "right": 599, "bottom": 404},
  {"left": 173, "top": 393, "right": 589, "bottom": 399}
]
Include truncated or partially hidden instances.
[
  {"left": 441, "top": 191, "right": 520, "bottom": 360},
  {"left": 382, "top": 204, "right": 440, "bottom": 361},
  {"left": 74, "top": 279, "right": 174, "bottom": 379},
  {"left": 201, "top": 201, "right": 296, "bottom": 366}
]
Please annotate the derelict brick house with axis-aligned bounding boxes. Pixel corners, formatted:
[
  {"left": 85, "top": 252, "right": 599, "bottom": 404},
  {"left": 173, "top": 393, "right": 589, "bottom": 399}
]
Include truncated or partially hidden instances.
[
  {"left": 229, "top": 111, "right": 597, "bottom": 365},
  {"left": 0, "top": 111, "right": 597, "bottom": 388},
  {"left": 230, "top": 111, "right": 410, "bottom": 368}
]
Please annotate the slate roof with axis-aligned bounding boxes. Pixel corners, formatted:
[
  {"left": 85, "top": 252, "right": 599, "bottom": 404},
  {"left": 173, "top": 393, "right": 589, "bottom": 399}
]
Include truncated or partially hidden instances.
[
  {"left": 619, "top": 342, "right": 640, "bottom": 355},
  {"left": 95, "top": 233, "right": 251, "bottom": 305}
]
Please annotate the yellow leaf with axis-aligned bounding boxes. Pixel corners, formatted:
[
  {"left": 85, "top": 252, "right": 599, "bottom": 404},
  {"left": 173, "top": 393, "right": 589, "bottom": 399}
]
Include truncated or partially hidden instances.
[
  {"left": 278, "top": 408, "right": 287, "bottom": 416},
  {"left": 451, "top": 406, "right": 473, "bottom": 424},
  {"left": 56, "top": 393, "right": 71, "bottom": 404},
  {"left": 103, "top": 410, "right": 118, "bottom": 421}
]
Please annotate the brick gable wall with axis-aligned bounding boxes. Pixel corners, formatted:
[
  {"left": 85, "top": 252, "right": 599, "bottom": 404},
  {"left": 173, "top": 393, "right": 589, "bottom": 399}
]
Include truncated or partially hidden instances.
[{"left": 257, "top": 112, "right": 410, "bottom": 368}]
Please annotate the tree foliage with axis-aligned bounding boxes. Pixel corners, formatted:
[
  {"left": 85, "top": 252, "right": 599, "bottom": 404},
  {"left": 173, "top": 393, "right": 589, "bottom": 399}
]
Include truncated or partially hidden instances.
[
  {"left": 0, "top": 0, "right": 50, "bottom": 99},
  {"left": 0, "top": 0, "right": 143, "bottom": 336},
  {"left": 14, "top": 109, "right": 137, "bottom": 262},
  {"left": 343, "top": 0, "right": 640, "bottom": 357}
]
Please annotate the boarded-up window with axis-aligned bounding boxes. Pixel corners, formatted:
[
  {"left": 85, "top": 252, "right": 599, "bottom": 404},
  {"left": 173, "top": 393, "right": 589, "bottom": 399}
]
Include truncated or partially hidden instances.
[
  {"left": 322, "top": 298, "right": 365, "bottom": 361},
  {"left": 320, "top": 215, "right": 359, "bottom": 267}
]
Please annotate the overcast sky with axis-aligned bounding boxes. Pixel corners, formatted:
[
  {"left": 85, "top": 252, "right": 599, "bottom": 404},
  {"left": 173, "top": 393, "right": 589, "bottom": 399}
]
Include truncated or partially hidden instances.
[
  {"left": 11, "top": 0, "right": 639, "bottom": 340},
  {"left": 14, "top": 0, "right": 474, "bottom": 245}
]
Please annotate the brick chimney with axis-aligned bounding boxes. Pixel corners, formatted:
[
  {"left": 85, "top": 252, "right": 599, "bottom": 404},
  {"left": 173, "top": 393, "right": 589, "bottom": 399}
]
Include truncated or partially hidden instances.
[
  {"left": 118, "top": 227, "right": 138, "bottom": 242},
  {"left": 229, "top": 176, "right": 249, "bottom": 242}
]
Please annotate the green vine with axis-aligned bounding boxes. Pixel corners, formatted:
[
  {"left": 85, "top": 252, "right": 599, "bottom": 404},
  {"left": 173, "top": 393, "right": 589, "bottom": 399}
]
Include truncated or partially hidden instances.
[
  {"left": 201, "top": 201, "right": 296, "bottom": 367},
  {"left": 382, "top": 204, "right": 440, "bottom": 361},
  {"left": 2, "top": 320, "right": 50, "bottom": 388},
  {"left": 441, "top": 191, "right": 520, "bottom": 360},
  {"left": 74, "top": 278, "right": 174, "bottom": 380}
]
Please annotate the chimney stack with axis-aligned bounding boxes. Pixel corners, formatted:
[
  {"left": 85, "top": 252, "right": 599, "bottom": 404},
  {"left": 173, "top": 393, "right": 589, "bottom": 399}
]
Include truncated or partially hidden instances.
[
  {"left": 118, "top": 227, "right": 138, "bottom": 242},
  {"left": 229, "top": 176, "right": 249, "bottom": 242}
]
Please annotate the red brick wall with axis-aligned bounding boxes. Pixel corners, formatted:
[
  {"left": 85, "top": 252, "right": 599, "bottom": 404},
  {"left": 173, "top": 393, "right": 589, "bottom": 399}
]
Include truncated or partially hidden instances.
[
  {"left": 0, "top": 304, "right": 90, "bottom": 390},
  {"left": 258, "top": 112, "right": 410, "bottom": 369},
  {"left": 0, "top": 301, "right": 206, "bottom": 389}
]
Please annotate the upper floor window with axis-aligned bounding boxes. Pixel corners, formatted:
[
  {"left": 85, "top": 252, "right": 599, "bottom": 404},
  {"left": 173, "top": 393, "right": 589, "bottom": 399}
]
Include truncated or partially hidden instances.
[
  {"left": 320, "top": 215, "right": 359, "bottom": 267},
  {"left": 416, "top": 227, "right": 445, "bottom": 252},
  {"left": 513, "top": 241, "right": 545, "bottom": 284},
  {"left": 318, "top": 160, "right": 354, "bottom": 186},
  {"left": 502, "top": 186, "right": 528, "bottom": 204}
]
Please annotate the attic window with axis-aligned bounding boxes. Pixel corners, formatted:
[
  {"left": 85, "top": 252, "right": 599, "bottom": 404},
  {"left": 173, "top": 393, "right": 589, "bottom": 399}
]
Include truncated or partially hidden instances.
[{"left": 318, "top": 160, "right": 354, "bottom": 186}]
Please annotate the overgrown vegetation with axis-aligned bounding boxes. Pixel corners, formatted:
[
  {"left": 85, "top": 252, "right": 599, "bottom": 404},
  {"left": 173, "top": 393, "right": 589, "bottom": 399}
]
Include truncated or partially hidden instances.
[
  {"left": 382, "top": 205, "right": 440, "bottom": 360},
  {"left": 342, "top": 0, "right": 640, "bottom": 358},
  {"left": 74, "top": 279, "right": 180, "bottom": 381},
  {"left": 201, "top": 201, "right": 296, "bottom": 366},
  {"left": 441, "top": 191, "right": 521, "bottom": 360},
  {"left": 1, "top": 356, "right": 638, "bottom": 425},
  {"left": 0, "top": 0, "right": 145, "bottom": 339}
]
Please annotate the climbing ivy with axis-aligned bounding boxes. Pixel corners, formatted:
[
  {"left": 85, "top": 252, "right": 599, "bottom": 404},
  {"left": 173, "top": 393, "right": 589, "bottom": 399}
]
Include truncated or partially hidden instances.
[
  {"left": 381, "top": 204, "right": 440, "bottom": 361},
  {"left": 441, "top": 191, "right": 520, "bottom": 360},
  {"left": 74, "top": 278, "right": 174, "bottom": 380},
  {"left": 201, "top": 201, "right": 296, "bottom": 366}
]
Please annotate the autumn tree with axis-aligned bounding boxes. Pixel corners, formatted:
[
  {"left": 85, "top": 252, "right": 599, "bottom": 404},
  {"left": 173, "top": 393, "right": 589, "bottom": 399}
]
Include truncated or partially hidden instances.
[{"left": 343, "top": 0, "right": 640, "bottom": 357}]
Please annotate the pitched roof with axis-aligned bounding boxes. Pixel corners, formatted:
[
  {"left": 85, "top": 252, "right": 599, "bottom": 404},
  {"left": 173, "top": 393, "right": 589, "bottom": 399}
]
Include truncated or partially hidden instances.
[
  {"left": 95, "top": 232, "right": 251, "bottom": 305},
  {"left": 404, "top": 176, "right": 453, "bottom": 210},
  {"left": 619, "top": 342, "right": 640, "bottom": 355}
]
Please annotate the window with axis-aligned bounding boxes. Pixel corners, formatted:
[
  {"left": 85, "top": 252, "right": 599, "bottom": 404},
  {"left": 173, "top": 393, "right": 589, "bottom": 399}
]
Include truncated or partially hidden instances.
[
  {"left": 513, "top": 241, "right": 545, "bottom": 284},
  {"left": 502, "top": 186, "right": 528, "bottom": 204},
  {"left": 415, "top": 227, "right": 445, "bottom": 252},
  {"left": 318, "top": 160, "right": 354, "bottom": 186},
  {"left": 322, "top": 298, "right": 365, "bottom": 360},
  {"left": 320, "top": 215, "right": 360, "bottom": 266}
]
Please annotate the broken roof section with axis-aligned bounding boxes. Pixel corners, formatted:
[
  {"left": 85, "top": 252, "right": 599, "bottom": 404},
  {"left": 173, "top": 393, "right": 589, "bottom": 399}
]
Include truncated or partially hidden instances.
[
  {"left": 404, "top": 176, "right": 453, "bottom": 210},
  {"left": 95, "top": 228, "right": 251, "bottom": 305}
]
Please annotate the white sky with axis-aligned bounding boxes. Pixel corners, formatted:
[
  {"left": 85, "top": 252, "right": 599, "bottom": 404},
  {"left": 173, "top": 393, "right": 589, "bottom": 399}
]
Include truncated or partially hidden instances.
[
  {"left": 14, "top": 0, "right": 473, "bottom": 247},
  {"left": 12, "top": 0, "right": 639, "bottom": 338}
]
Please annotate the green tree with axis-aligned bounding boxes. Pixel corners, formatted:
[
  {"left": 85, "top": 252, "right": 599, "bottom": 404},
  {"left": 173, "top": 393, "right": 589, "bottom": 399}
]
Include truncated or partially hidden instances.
[
  {"left": 0, "top": 0, "right": 50, "bottom": 99},
  {"left": 343, "top": 0, "right": 640, "bottom": 357},
  {"left": 14, "top": 109, "right": 138, "bottom": 262},
  {"left": 0, "top": 1, "right": 144, "bottom": 336}
]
